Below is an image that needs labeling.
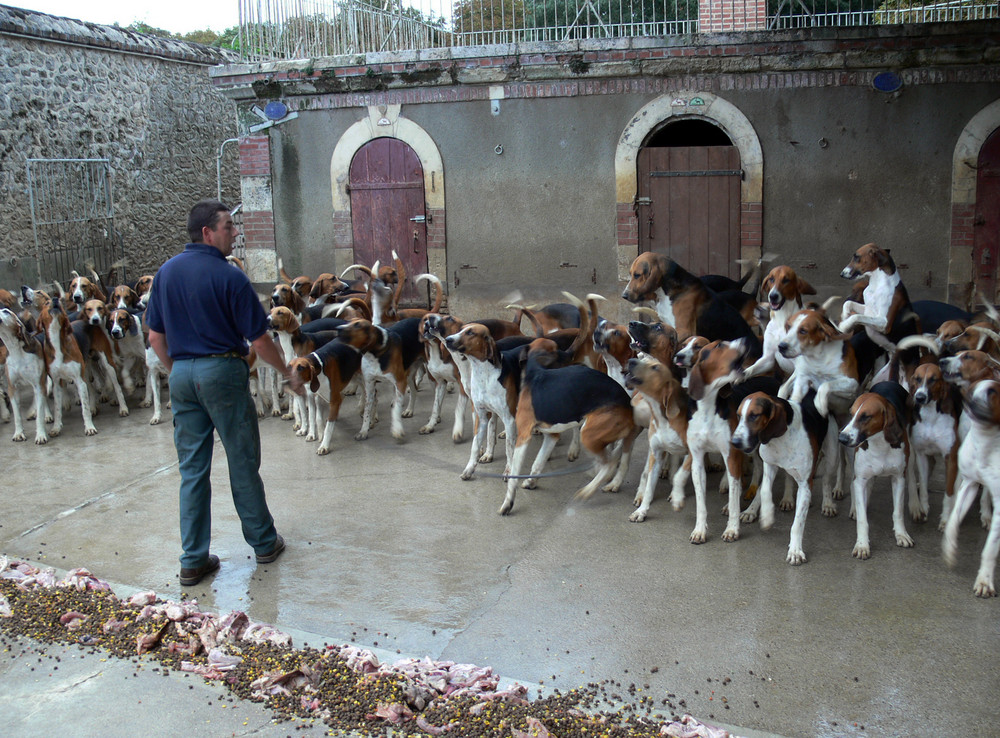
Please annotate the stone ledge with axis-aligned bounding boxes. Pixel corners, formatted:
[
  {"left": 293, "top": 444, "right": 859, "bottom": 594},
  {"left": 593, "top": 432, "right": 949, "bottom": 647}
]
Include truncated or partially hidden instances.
[{"left": 0, "top": 4, "right": 236, "bottom": 66}]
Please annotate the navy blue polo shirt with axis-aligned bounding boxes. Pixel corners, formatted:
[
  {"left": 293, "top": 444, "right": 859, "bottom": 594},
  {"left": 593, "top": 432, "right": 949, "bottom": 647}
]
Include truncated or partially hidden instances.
[{"left": 144, "top": 243, "right": 268, "bottom": 360}]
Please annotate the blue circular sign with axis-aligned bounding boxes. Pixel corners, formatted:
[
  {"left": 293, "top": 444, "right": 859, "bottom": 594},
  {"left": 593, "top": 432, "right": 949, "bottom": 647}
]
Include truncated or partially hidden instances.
[
  {"left": 872, "top": 72, "right": 903, "bottom": 93},
  {"left": 263, "top": 101, "right": 288, "bottom": 120}
]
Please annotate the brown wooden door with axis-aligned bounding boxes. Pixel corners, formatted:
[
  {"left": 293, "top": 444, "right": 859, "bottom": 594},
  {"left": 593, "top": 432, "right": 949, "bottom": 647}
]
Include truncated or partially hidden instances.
[
  {"left": 974, "top": 128, "right": 1000, "bottom": 303},
  {"left": 349, "top": 138, "right": 429, "bottom": 305},
  {"left": 636, "top": 146, "right": 741, "bottom": 278}
]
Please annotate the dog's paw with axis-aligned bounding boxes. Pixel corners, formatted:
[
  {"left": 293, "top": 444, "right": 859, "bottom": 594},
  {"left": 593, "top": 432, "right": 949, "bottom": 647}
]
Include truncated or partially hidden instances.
[
  {"left": 419, "top": 424, "right": 435, "bottom": 435},
  {"left": 689, "top": 528, "right": 708, "bottom": 544},
  {"left": 722, "top": 526, "right": 740, "bottom": 542},
  {"left": 34, "top": 435, "right": 49, "bottom": 445},
  {"left": 786, "top": 549, "right": 807, "bottom": 566},
  {"left": 740, "top": 509, "right": 758, "bottom": 524},
  {"left": 628, "top": 509, "right": 648, "bottom": 523},
  {"left": 84, "top": 427, "right": 98, "bottom": 436},
  {"left": 852, "top": 542, "right": 871, "bottom": 560},
  {"left": 316, "top": 446, "right": 330, "bottom": 456},
  {"left": 354, "top": 431, "right": 369, "bottom": 441},
  {"left": 895, "top": 531, "right": 915, "bottom": 548},
  {"left": 822, "top": 501, "right": 838, "bottom": 517},
  {"left": 11, "top": 432, "right": 26, "bottom": 442},
  {"left": 973, "top": 577, "right": 997, "bottom": 598},
  {"left": 149, "top": 415, "right": 162, "bottom": 426},
  {"left": 138, "top": 399, "right": 152, "bottom": 408}
]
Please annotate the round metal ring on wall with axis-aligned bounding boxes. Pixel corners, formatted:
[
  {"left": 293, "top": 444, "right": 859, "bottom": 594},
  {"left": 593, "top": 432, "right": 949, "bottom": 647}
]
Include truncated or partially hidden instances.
[{"left": 495, "top": 144, "right": 503, "bottom": 155}]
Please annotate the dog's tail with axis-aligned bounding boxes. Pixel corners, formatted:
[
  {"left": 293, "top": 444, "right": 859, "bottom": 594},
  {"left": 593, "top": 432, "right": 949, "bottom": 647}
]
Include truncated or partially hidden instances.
[{"left": 415, "top": 273, "right": 444, "bottom": 313}]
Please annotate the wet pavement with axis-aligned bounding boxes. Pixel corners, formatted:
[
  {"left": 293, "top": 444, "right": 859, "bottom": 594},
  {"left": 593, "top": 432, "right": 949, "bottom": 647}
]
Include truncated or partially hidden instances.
[{"left": 1, "top": 384, "right": 999, "bottom": 737}]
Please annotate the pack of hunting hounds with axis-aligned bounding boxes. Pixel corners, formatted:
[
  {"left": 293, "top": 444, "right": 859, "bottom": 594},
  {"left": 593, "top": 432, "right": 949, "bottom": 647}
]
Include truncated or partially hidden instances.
[{"left": 3, "top": 244, "right": 1000, "bottom": 597}]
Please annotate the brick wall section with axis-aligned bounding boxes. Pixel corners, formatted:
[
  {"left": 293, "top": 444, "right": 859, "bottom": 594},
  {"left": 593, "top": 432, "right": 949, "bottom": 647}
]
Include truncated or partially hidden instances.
[
  {"left": 952, "top": 204, "right": 975, "bottom": 251},
  {"left": 240, "top": 136, "right": 271, "bottom": 177},
  {"left": 699, "top": 0, "right": 768, "bottom": 33},
  {"left": 426, "top": 208, "right": 446, "bottom": 253},
  {"left": 741, "top": 201, "right": 763, "bottom": 253},
  {"left": 241, "top": 211, "right": 275, "bottom": 250},
  {"left": 617, "top": 203, "right": 639, "bottom": 250}
]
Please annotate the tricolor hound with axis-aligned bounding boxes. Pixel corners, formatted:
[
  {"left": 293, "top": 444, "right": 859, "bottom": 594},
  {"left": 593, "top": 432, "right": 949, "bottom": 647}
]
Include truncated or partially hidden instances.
[
  {"left": 624, "top": 352, "right": 690, "bottom": 522},
  {"left": 0, "top": 307, "right": 49, "bottom": 444},
  {"left": 37, "top": 295, "right": 97, "bottom": 436},
  {"left": 335, "top": 317, "right": 423, "bottom": 441},
  {"left": 838, "top": 381, "right": 915, "bottom": 559},
  {"left": 838, "top": 243, "right": 920, "bottom": 351},
  {"left": 731, "top": 390, "right": 834, "bottom": 564},
  {"left": 621, "top": 253, "right": 759, "bottom": 349},
  {"left": 942, "top": 378, "right": 1000, "bottom": 597},
  {"left": 501, "top": 338, "right": 636, "bottom": 516}
]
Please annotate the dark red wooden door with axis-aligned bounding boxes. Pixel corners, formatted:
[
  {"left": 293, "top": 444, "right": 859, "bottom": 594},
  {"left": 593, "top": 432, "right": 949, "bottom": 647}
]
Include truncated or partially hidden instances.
[
  {"left": 636, "top": 146, "right": 741, "bottom": 278},
  {"left": 974, "top": 128, "right": 1000, "bottom": 303},
  {"left": 349, "top": 138, "right": 429, "bottom": 305}
]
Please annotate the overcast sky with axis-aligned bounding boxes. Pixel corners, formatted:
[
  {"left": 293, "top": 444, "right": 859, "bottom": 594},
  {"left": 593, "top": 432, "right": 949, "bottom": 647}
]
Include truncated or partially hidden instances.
[{"left": 10, "top": 1, "right": 241, "bottom": 34}]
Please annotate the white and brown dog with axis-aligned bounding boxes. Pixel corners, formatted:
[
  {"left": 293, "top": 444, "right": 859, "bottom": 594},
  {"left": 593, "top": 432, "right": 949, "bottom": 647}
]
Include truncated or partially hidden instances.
[
  {"left": 0, "top": 307, "right": 49, "bottom": 444},
  {"left": 684, "top": 338, "right": 755, "bottom": 543},
  {"left": 444, "top": 323, "right": 522, "bottom": 480},
  {"left": 37, "top": 295, "right": 97, "bottom": 436},
  {"left": 106, "top": 307, "right": 147, "bottom": 398},
  {"left": 838, "top": 381, "right": 914, "bottom": 559},
  {"left": 942, "top": 378, "right": 1000, "bottom": 597},
  {"left": 742, "top": 265, "right": 816, "bottom": 382},
  {"left": 732, "top": 390, "right": 835, "bottom": 564},
  {"left": 838, "top": 243, "right": 919, "bottom": 351},
  {"left": 624, "top": 352, "right": 690, "bottom": 522}
]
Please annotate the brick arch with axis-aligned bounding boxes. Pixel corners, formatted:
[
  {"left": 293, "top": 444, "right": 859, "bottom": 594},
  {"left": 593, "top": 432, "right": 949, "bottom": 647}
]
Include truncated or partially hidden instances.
[
  {"left": 614, "top": 92, "right": 763, "bottom": 281},
  {"left": 948, "top": 98, "right": 1000, "bottom": 304},
  {"left": 330, "top": 105, "right": 446, "bottom": 279}
]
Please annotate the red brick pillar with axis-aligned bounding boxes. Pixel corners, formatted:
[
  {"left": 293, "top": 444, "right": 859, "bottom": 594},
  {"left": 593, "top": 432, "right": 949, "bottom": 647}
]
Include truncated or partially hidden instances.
[
  {"left": 698, "top": 0, "right": 768, "bottom": 32},
  {"left": 237, "top": 135, "right": 277, "bottom": 282}
]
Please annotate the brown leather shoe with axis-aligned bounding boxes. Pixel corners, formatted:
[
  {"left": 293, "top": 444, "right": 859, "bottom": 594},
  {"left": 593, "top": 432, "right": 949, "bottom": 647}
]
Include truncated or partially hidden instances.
[
  {"left": 255, "top": 534, "right": 285, "bottom": 564},
  {"left": 179, "top": 554, "right": 220, "bottom": 586}
]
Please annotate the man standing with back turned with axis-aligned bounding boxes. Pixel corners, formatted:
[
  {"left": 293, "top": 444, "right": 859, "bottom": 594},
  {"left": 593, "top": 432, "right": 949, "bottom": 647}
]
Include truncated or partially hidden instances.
[{"left": 146, "top": 199, "right": 304, "bottom": 586}]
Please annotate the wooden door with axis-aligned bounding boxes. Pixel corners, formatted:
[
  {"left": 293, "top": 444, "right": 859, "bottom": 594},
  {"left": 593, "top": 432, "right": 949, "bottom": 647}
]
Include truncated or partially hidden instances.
[
  {"left": 636, "top": 146, "right": 742, "bottom": 278},
  {"left": 349, "top": 138, "right": 429, "bottom": 305},
  {"left": 974, "top": 128, "right": 1000, "bottom": 303}
]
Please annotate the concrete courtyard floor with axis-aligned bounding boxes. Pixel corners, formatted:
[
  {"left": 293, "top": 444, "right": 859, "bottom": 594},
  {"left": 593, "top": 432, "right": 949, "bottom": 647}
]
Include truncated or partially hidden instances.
[{"left": 1, "top": 384, "right": 999, "bottom": 737}]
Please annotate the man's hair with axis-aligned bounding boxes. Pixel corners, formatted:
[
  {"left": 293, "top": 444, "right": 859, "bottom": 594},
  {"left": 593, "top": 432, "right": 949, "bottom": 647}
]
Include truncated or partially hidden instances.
[{"left": 187, "top": 199, "right": 230, "bottom": 243}]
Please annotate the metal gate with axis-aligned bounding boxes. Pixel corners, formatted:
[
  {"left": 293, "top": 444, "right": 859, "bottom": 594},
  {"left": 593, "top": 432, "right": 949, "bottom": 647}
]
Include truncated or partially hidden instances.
[{"left": 26, "top": 158, "right": 126, "bottom": 287}]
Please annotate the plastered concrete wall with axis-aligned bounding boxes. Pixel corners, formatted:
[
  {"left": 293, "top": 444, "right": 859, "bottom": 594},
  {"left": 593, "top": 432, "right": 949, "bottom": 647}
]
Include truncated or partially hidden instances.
[
  {"left": 0, "top": 5, "right": 238, "bottom": 287},
  {"left": 214, "top": 22, "right": 1000, "bottom": 321}
]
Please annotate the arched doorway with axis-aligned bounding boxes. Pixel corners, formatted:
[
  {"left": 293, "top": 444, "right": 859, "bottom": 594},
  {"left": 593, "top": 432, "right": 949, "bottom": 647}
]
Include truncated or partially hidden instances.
[
  {"left": 348, "top": 137, "right": 429, "bottom": 304},
  {"left": 636, "top": 119, "right": 741, "bottom": 278},
  {"left": 973, "top": 127, "right": 1000, "bottom": 302}
]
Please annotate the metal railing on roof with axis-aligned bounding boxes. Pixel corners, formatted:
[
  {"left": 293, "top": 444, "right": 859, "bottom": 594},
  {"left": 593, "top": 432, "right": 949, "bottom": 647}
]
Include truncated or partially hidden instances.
[{"left": 237, "top": 0, "right": 998, "bottom": 61}]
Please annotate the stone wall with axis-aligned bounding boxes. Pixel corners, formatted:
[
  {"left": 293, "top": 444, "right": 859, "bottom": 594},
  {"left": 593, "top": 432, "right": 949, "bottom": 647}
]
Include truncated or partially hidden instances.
[{"left": 0, "top": 5, "right": 239, "bottom": 287}]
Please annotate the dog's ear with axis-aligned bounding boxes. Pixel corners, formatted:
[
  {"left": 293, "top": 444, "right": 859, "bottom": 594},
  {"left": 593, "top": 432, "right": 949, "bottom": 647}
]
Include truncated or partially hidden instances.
[
  {"left": 484, "top": 335, "right": 497, "bottom": 365},
  {"left": 15, "top": 320, "right": 33, "bottom": 352},
  {"left": 757, "top": 398, "right": 788, "bottom": 445},
  {"left": 798, "top": 277, "right": 817, "bottom": 296},
  {"left": 687, "top": 363, "right": 706, "bottom": 401},
  {"left": 882, "top": 404, "right": 905, "bottom": 447},
  {"left": 309, "top": 374, "right": 320, "bottom": 393},
  {"left": 129, "top": 316, "right": 139, "bottom": 336},
  {"left": 663, "top": 380, "right": 683, "bottom": 419}
]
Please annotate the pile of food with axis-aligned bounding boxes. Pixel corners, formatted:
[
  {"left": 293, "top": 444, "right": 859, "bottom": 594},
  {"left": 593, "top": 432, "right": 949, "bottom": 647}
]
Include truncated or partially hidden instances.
[{"left": 0, "top": 556, "right": 732, "bottom": 738}]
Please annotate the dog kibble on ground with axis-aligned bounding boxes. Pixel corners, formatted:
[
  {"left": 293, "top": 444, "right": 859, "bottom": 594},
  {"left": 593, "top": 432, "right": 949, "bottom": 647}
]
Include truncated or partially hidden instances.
[{"left": 0, "top": 568, "right": 731, "bottom": 738}]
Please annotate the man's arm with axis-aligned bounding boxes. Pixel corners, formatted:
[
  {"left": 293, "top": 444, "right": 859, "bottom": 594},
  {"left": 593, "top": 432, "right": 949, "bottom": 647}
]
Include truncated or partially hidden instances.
[
  {"left": 251, "top": 333, "right": 304, "bottom": 395},
  {"left": 148, "top": 330, "right": 172, "bottom": 372}
]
